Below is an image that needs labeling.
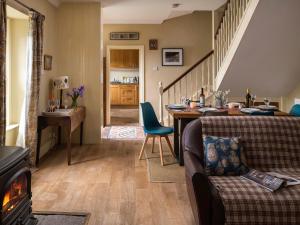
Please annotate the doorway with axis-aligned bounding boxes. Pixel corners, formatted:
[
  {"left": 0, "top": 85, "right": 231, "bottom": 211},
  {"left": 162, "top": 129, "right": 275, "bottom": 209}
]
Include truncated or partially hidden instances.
[{"left": 105, "top": 45, "right": 144, "bottom": 126}]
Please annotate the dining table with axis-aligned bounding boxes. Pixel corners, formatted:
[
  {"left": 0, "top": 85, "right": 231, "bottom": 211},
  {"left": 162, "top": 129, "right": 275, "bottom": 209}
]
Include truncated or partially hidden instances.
[{"left": 165, "top": 106, "right": 290, "bottom": 166}]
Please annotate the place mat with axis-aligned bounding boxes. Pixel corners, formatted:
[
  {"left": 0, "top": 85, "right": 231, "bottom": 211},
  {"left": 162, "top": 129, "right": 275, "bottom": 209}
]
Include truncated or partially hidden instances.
[
  {"left": 144, "top": 147, "right": 185, "bottom": 183},
  {"left": 34, "top": 211, "right": 90, "bottom": 225}
]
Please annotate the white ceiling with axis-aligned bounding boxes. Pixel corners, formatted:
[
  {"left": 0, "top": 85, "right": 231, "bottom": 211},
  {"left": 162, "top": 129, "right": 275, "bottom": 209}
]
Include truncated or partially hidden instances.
[{"left": 47, "top": 0, "right": 226, "bottom": 24}]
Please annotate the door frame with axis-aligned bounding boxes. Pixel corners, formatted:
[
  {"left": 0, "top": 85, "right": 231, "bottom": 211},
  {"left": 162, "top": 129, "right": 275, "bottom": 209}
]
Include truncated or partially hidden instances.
[{"left": 106, "top": 45, "right": 145, "bottom": 125}]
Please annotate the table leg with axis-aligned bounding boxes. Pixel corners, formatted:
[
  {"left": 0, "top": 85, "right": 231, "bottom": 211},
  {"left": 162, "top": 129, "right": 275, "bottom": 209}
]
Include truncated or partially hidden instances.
[
  {"left": 65, "top": 125, "right": 72, "bottom": 166},
  {"left": 80, "top": 122, "right": 83, "bottom": 146},
  {"left": 173, "top": 118, "right": 179, "bottom": 159},
  {"left": 58, "top": 126, "right": 61, "bottom": 145},
  {"left": 36, "top": 128, "right": 42, "bottom": 167}
]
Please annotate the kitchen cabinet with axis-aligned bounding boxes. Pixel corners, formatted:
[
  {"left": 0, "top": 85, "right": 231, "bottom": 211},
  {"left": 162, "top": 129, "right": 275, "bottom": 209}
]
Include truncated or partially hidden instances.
[
  {"left": 110, "top": 49, "right": 139, "bottom": 69},
  {"left": 110, "top": 85, "right": 120, "bottom": 105},
  {"left": 110, "top": 84, "right": 139, "bottom": 106}
]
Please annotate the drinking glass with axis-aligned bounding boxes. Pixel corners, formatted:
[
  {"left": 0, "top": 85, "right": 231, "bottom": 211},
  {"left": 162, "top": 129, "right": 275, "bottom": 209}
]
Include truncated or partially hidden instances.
[
  {"left": 264, "top": 97, "right": 271, "bottom": 107},
  {"left": 181, "top": 97, "right": 187, "bottom": 106},
  {"left": 251, "top": 94, "right": 256, "bottom": 107},
  {"left": 55, "top": 99, "right": 60, "bottom": 110}
]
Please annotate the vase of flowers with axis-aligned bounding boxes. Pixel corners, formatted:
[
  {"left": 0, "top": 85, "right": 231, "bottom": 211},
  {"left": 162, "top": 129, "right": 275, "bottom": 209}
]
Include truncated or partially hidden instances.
[
  {"left": 213, "top": 89, "right": 230, "bottom": 109},
  {"left": 66, "top": 85, "right": 84, "bottom": 109}
]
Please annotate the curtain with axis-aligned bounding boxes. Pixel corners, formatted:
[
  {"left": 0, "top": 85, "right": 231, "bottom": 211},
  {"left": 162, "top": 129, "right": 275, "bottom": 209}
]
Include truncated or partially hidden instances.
[
  {"left": 25, "top": 11, "right": 44, "bottom": 165},
  {"left": 0, "top": 0, "right": 6, "bottom": 146}
]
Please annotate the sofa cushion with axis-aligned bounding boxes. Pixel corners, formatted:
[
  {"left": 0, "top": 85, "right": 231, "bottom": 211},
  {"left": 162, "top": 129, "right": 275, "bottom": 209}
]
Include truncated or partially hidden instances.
[
  {"left": 209, "top": 168, "right": 300, "bottom": 225},
  {"left": 200, "top": 116, "right": 300, "bottom": 169},
  {"left": 203, "top": 136, "right": 249, "bottom": 175}
]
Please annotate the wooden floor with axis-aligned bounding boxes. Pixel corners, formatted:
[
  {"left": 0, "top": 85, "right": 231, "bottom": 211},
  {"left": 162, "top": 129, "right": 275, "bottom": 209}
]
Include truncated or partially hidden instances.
[
  {"left": 110, "top": 106, "right": 139, "bottom": 125},
  {"left": 31, "top": 139, "right": 196, "bottom": 225}
]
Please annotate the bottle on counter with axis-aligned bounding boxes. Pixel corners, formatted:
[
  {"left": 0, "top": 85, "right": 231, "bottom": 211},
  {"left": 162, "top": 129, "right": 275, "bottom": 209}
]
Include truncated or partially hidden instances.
[
  {"left": 245, "top": 88, "right": 251, "bottom": 108},
  {"left": 199, "top": 88, "right": 205, "bottom": 107}
]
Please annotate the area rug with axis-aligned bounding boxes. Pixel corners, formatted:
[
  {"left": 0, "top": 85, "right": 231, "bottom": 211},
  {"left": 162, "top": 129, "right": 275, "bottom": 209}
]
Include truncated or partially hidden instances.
[
  {"left": 144, "top": 146, "right": 185, "bottom": 183},
  {"left": 33, "top": 211, "right": 90, "bottom": 225},
  {"left": 106, "top": 126, "right": 145, "bottom": 139}
]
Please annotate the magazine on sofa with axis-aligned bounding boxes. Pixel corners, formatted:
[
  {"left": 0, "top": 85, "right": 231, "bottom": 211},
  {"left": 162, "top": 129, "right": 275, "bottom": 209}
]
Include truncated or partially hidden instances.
[{"left": 241, "top": 169, "right": 300, "bottom": 192}]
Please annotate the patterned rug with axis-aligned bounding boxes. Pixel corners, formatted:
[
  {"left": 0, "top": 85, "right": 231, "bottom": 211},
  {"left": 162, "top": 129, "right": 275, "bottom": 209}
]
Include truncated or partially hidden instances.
[{"left": 105, "top": 126, "right": 145, "bottom": 139}]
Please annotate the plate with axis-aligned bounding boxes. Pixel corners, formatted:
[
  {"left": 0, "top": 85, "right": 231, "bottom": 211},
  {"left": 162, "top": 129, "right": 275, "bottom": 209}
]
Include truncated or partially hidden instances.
[
  {"left": 168, "top": 104, "right": 186, "bottom": 109},
  {"left": 240, "top": 108, "right": 261, "bottom": 114},
  {"left": 257, "top": 105, "right": 278, "bottom": 111},
  {"left": 198, "top": 107, "right": 218, "bottom": 113}
]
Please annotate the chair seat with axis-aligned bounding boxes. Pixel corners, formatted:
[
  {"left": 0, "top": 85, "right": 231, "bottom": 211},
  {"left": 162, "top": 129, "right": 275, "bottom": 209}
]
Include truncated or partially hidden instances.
[
  {"left": 144, "top": 126, "right": 174, "bottom": 135},
  {"left": 209, "top": 168, "right": 300, "bottom": 225}
]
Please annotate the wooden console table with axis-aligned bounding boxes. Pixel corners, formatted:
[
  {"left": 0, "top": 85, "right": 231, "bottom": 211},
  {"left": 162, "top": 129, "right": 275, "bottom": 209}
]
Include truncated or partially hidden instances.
[{"left": 36, "top": 107, "right": 86, "bottom": 166}]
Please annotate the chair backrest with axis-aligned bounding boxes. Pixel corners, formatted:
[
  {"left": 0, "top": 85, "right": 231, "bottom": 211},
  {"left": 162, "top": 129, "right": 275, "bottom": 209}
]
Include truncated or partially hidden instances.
[
  {"left": 290, "top": 104, "right": 300, "bottom": 117},
  {"left": 140, "top": 102, "right": 161, "bottom": 130},
  {"left": 203, "top": 110, "right": 229, "bottom": 116}
]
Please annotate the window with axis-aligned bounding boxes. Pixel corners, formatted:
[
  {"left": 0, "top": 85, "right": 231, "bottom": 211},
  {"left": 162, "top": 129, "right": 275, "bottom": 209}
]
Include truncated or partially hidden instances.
[{"left": 5, "top": 6, "right": 29, "bottom": 145}]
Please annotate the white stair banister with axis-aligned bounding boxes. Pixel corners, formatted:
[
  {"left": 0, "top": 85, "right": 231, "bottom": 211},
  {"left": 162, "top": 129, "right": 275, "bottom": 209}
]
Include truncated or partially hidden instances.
[{"left": 158, "top": 81, "right": 164, "bottom": 125}]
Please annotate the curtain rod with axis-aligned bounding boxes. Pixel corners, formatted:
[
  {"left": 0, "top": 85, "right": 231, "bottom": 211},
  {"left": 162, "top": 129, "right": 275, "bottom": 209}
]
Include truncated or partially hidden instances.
[{"left": 12, "top": 0, "right": 45, "bottom": 18}]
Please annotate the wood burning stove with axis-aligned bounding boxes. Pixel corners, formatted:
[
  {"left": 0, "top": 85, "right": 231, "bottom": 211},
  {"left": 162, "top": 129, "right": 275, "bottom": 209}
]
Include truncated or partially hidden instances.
[{"left": 0, "top": 147, "right": 37, "bottom": 225}]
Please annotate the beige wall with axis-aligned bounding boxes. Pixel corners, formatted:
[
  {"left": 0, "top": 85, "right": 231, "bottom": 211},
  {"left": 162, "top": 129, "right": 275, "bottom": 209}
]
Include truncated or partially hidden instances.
[
  {"left": 6, "top": 1, "right": 102, "bottom": 155},
  {"left": 283, "top": 83, "right": 300, "bottom": 113},
  {"left": 57, "top": 3, "right": 102, "bottom": 143},
  {"left": 213, "top": 3, "right": 226, "bottom": 35},
  {"left": 104, "top": 11, "right": 212, "bottom": 116}
]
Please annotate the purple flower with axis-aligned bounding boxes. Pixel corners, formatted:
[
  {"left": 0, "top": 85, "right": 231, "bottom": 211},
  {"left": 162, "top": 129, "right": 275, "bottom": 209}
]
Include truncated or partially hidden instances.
[{"left": 66, "top": 85, "right": 85, "bottom": 100}]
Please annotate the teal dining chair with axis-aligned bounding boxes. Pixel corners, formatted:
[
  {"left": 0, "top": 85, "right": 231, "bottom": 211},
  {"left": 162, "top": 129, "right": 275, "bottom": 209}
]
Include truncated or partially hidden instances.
[
  {"left": 139, "top": 102, "right": 175, "bottom": 166},
  {"left": 290, "top": 104, "right": 300, "bottom": 117}
]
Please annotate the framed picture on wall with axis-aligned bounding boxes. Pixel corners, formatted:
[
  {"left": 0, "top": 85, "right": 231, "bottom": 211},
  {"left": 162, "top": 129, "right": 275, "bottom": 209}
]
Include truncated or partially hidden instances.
[
  {"left": 162, "top": 48, "right": 184, "bottom": 66},
  {"left": 149, "top": 39, "right": 158, "bottom": 50},
  {"left": 44, "top": 55, "right": 52, "bottom": 71}
]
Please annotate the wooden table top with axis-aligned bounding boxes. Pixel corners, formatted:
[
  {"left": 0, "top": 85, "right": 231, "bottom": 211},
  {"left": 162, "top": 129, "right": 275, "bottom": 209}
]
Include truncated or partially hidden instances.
[
  {"left": 166, "top": 106, "right": 290, "bottom": 119},
  {"left": 39, "top": 107, "right": 85, "bottom": 118}
]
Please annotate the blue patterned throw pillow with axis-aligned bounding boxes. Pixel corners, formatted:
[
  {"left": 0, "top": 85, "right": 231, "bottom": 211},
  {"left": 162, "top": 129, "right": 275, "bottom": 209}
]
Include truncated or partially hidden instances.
[{"left": 203, "top": 136, "right": 249, "bottom": 176}]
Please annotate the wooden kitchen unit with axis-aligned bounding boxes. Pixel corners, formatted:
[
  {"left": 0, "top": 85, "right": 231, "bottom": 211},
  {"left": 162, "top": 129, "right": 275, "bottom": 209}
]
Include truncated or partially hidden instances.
[
  {"left": 110, "top": 84, "right": 139, "bottom": 106},
  {"left": 110, "top": 49, "right": 139, "bottom": 69}
]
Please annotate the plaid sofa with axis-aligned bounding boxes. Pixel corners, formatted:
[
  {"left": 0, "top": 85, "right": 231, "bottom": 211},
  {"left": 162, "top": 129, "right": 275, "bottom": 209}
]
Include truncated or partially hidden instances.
[{"left": 182, "top": 116, "right": 300, "bottom": 225}]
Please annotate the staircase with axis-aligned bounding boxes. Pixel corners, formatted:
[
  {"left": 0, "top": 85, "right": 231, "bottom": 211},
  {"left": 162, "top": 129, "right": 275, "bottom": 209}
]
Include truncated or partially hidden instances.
[
  {"left": 158, "top": 51, "right": 214, "bottom": 125},
  {"left": 159, "top": 0, "right": 256, "bottom": 125},
  {"left": 215, "top": 0, "right": 259, "bottom": 89}
]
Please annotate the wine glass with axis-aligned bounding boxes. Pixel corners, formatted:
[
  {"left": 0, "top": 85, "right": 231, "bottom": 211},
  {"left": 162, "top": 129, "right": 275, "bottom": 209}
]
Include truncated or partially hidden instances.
[
  {"left": 264, "top": 97, "right": 271, "bottom": 107},
  {"left": 251, "top": 94, "right": 256, "bottom": 107},
  {"left": 55, "top": 99, "right": 60, "bottom": 111},
  {"left": 181, "top": 97, "right": 187, "bottom": 106},
  {"left": 63, "top": 98, "right": 69, "bottom": 109}
]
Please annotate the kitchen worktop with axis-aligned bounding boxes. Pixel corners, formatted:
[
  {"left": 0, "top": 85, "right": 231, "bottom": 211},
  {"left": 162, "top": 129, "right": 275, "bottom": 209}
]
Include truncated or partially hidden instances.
[{"left": 110, "top": 82, "right": 139, "bottom": 85}]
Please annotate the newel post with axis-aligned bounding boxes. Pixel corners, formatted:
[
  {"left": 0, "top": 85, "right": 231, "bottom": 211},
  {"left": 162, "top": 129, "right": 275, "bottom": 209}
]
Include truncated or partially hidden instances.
[{"left": 159, "top": 81, "right": 164, "bottom": 125}]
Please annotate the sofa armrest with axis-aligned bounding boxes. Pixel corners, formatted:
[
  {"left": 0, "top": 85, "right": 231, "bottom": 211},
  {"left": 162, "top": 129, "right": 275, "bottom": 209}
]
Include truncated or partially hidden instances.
[
  {"left": 184, "top": 151, "right": 225, "bottom": 225},
  {"left": 184, "top": 151, "right": 212, "bottom": 225}
]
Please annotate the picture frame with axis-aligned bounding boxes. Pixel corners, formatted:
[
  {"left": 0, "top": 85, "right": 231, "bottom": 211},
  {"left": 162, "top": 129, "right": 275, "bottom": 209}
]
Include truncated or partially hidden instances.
[
  {"left": 162, "top": 48, "right": 184, "bottom": 66},
  {"left": 44, "top": 55, "right": 52, "bottom": 71},
  {"left": 110, "top": 32, "right": 139, "bottom": 40},
  {"left": 149, "top": 39, "right": 158, "bottom": 50}
]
